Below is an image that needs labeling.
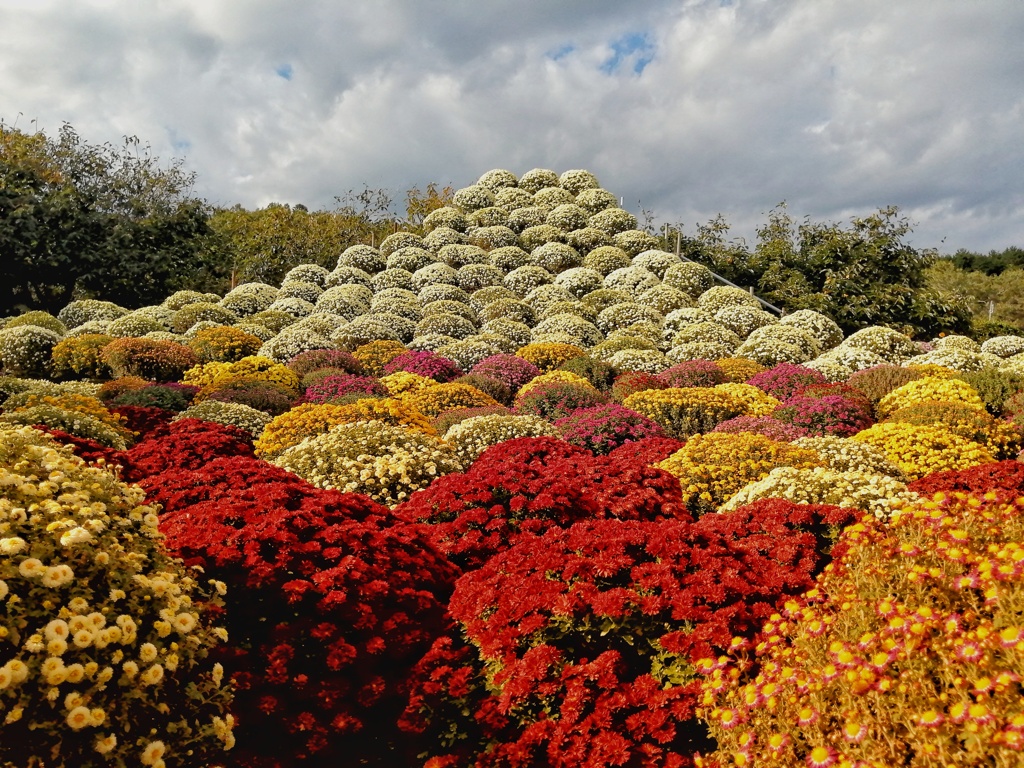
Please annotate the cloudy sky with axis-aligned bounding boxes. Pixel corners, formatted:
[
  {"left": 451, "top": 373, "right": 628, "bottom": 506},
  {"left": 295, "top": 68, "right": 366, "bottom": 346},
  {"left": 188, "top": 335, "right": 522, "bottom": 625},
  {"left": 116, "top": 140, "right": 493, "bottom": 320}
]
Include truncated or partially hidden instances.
[{"left": 1, "top": 0, "right": 1022, "bottom": 253}]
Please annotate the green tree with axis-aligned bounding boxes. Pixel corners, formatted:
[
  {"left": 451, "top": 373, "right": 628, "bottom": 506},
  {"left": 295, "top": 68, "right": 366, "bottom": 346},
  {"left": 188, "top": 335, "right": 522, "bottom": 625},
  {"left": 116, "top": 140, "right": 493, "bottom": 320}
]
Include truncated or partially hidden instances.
[
  {"left": 668, "top": 204, "right": 972, "bottom": 338},
  {"left": 0, "top": 122, "right": 228, "bottom": 314}
]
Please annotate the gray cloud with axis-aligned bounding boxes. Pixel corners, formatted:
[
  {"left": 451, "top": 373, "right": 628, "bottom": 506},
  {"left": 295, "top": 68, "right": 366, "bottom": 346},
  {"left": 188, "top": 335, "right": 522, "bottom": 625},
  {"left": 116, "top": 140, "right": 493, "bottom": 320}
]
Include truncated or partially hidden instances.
[{"left": 1, "top": 0, "right": 1022, "bottom": 253}]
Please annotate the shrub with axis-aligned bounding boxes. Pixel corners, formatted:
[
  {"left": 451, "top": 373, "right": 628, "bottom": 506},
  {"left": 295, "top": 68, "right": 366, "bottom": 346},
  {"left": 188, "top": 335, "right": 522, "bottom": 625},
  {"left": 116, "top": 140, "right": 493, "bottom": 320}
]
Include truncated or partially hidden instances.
[
  {"left": 96, "top": 376, "right": 149, "bottom": 403},
  {"left": 699, "top": 492, "right": 1024, "bottom": 768},
  {"left": 884, "top": 400, "right": 1023, "bottom": 459},
  {"left": 187, "top": 356, "right": 300, "bottom": 399},
  {"left": 453, "top": 374, "right": 512, "bottom": 406},
  {"left": 382, "top": 350, "right": 463, "bottom": 382},
  {"left": 170, "top": 302, "right": 237, "bottom": 334},
  {"left": 100, "top": 338, "right": 198, "bottom": 382},
  {"left": 445, "top": 413, "right": 560, "bottom": 463},
  {"left": 124, "top": 418, "right": 254, "bottom": 480},
  {"left": 187, "top": 325, "right": 263, "bottom": 363},
  {"left": 954, "top": 367, "right": 1024, "bottom": 416},
  {"left": 203, "top": 380, "right": 295, "bottom": 416},
  {"left": 0, "top": 325, "right": 61, "bottom": 378},
  {"left": 746, "top": 362, "right": 827, "bottom": 401},
  {"left": 112, "top": 383, "right": 198, "bottom": 412},
  {"left": 145, "top": 456, "right": 457, "bottom": 767},
  {"left": 302, "top": 374, "right": 388, "bottom": 403},
  {"left": 50, "top": 334, "right": 115, "bottom": 381},
  {"left": 623, "top": 387, "right": 748, "bottom": 439},
  {"left": 0, "top": 404, "right": 131, "bottom": 450},
  {"left": 773, "top": 393, "right": 874, "bottom": 437},
  {"left": 851, "top": 422, "right": 995, "bottom": 480},
  {"left": 57, "top": 299, "right": 129, "bottom": 328},
  {"left": 656, "top": 432, "right": 824, "bottom": 514},
  {"left": 515, "top": 342, "right": 588, "bottom": 372},
  {"left": 907, "top": 459, "right": 1024, "bottom": 495},
  {"left": 610, "top": 371, "right": 667, "bottom": 402},
  {"left": 274, "top": 420, "right": 462, "bottom": 504},
  {"left": 720, "top": 465, "right": 918, "bottom": 518},
  {"left": 351, "top": 340, "right": 408, "bottom": 376},
  {"left": 877, "top": 375, "right": 986, "bottom": 418},
  {"left": 286, "top": 348, "right": 364, "bottom": 378},
  {"left": 174, "top": 399, "right": 273, "bottom": 438},
  {"left": 411, "top": 504, "right": 842, "bottom": 766},
  {"left": 712, "top": 415, "right": 814, "bottom": 442},
  {"left": 512, "top": 380, "right": 607, "bottom": 421},
  {"left": 846, "top": 363, "right": 924, "bottom": 405},
  {"left": 0, "top": 426, "right": 233, "bottom": 767},
  {"left": 402, "top": 382, "right": 500, "bottom": 418},
  {"left": 554, "top": 402, "right": 666, "bottom": 454}
]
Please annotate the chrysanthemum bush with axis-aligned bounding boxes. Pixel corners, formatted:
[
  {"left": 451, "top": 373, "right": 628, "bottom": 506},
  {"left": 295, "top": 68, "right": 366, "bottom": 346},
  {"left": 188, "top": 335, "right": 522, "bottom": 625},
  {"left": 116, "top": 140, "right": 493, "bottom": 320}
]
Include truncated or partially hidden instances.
[
  {"left": 0, "top": 425, "right": 234, "bottom": 768},
  {"left": 876, "top": 375, "right": 987, "bottom": 418},
  {"left": 394, "top": 436, "right": 691, "bottom": 572},
  {"left": 402, "top": 501, "right": 858, "bottom": 767},
  {"left": 623, "top": 387, "right": 748, "bottom": 439},
  {"left": 135, "top": 453, "right": 459, "bottom": 767},
  {"left": 554, "top": 402, "right": 667, "bottom": 454},
  {"left": 697, "top": 491, "right": 1024, "bottom": 768},
  {"left": 656, "top": 433, "right": 824, "bottom": 515},
  {"left": 273, "top": 420, "right": 462, "bottom": 504},
  {"left": 50, "top": 334, "right": 114, "bottom": 381},
  {"left": 0, "top": 324, "right": 62, "bottom": 378},
  {"left": 100, "top": 338, "right": 198, "bottom": 382},
  {"left": 852, "top": 422, "right": 995, "bottom": 480},
  {"left": 443, "top": 413, "right": 559, "bottom": 464}
]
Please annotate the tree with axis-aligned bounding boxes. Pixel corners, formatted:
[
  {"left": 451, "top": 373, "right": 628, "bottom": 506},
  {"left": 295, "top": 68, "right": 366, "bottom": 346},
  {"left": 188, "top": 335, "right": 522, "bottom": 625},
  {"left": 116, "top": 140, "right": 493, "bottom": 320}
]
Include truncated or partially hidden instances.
[
  {"left": 0, "top": 122, "right": 228, "bottom": 314},
  {"left": 670, "top": 204, "right": 972, "bottom": 338}
]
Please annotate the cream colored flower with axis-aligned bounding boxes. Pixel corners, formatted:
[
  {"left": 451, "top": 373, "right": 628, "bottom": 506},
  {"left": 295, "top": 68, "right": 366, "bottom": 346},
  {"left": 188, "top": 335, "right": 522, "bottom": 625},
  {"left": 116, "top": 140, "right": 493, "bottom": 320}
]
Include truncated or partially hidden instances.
[
  {"left": 0, "top": 579, "right": 8, "bottom": 600},
  {"left": 0, "top": 665, "right": 12, "bottom": 690},
  {"left": 68, "top": 596, "right": 89, "bottom": 613},
  {"left": 173, "top": 612, "right": 197, "bottom": 633},
  {"left": 122, "top": 660, "right": 139, "bottom": 678},
  {"left": 0, "top": 536, "right": 27, "bottom": 555},
  {"left": 139, "top": 642, "right": 158, "bottom": 663},
  {"left": 18, "top": 557, "right": 45, "bottom": 578},
  {"left": 44, "top": 618, "right": 70, "bottom": 641},
  {"left": 66, "top": 705, "right": 93, "bottom": 730},
  {"left": 73, "top": 629, "right": 94, "bottom": 648},
  {"left": 47, "top": 638, "right": 68, "bottom": 656},
  {"left": 140, "top": 740, "right": 166, "bottom": 765},
  {"left": 94, "top": 734, "right": 117, "bottom": 755},
  {"left": 140, "top": 663, "right": 164, "bottom": 685},
  {"left": 5, "top": 660, "right": 28, "bottom": 683},
  {"left": 59, "top": 526, "right": 93, "bottom": 546},
  {"left": 41, "top": 564, "right": 74, "bottom": 588},
  {"left": 64, "top": 663, "right": 85, "bottom": 683}
]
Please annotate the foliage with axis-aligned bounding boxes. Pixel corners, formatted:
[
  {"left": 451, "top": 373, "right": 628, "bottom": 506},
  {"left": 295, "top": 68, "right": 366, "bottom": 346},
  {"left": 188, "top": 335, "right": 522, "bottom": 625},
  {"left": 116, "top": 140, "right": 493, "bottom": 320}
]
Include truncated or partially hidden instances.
[
  {"left": 0, "top": 123, "right": 227, "bottom": 314},
  {"left": 100, "top": 338, "right": 198, "bottom": 382}
]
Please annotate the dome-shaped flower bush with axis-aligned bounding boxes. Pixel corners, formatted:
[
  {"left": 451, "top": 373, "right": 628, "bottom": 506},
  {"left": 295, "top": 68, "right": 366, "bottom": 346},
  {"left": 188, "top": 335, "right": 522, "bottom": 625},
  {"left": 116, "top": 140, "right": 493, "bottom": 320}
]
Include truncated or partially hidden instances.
[
  {"left": 588, "top": 207, "right": 638, "bottom": 235},
  {"left": 58, "top": 299, "right": 129, "bottom": 328},
  {"left": 186, "top": 325, "right": 263, "bottom": 363},
  {"left": 274, "top": 420, "right": 463, "bottom": 504},
  {"left": 657, "top": 432, "right": 824, "bottom": 514},
  {"left": 719, "top": 465, "right": 917, "bottom": 518},
  {"left": 777, "top": 308, "right": 844, "bottom": 350},
  {"left": 444, "top": 413, "right": 559, "bottom": 463},
  {"left": 99, "top": 338, "right": 198, "bottom": 382},
  {"left": 407, "top": 502, "right": 847, "bottom": 767},
  {"left": 50, "top": 334, "right": 114, "bottom": 381},
  {"left": 554, "top": 402, "right": 666, "bottom": 454},
  {"left": 0, "top": 426, "right": 234, "bottom": 768},
  {"left": 623, "top": 387, "right": 748, "bottom": 439},
  {"left": 337, "top": 244, "right": 386, "bottom": 274},
  {"left": 423, "top": 206, "right": 470, "bottom": 233},
  {"left": 699, "top": 492, "right": 1024, "bottom": 767},
  {"left": 852, "top": 421, "right": 995, "bottom": 480},
  {"left": 883, "top": 400, "right": 1023, "bottom": 459},
  {"left": 401, "top": 382, "right": 499, "bottom": 418},
  {"left": 511, "top": 379, "right": 606, "bottom": 421},
  {"left": 841, "top": 325, "right": 920, "bottom": 363},
  {"left": 0, "top": 325, "right": 62, "bottom": 378},
  {"left": 876, "top": 375, "right": 987, "bottom": 418},
  {"left": 517, "top": 168, "right": 559, "bottom": 194}
]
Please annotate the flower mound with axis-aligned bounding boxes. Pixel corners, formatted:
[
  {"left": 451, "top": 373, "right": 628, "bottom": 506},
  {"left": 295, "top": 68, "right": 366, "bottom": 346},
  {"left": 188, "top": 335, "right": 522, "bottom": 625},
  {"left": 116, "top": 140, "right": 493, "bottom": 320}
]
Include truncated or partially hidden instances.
[
  {"left": 143, "top": 454, "right": 459, "bottom": 767},
  {"left": 554, "top": 402, "right": 667, "bottom": 454},
  {"left": 273, "top": 420, "right": 463, "bottom": 505},
  {"left": 0, "top": 426, "right": 233, "bottom": 768},
  {"left": 408, "top": 501, "right": 855, "bottom": 767},
  {"left": 394, "top": 436, "right": 690, "bottom": 571},
  {"left": 698, "top": 492, "right": 1024, "bottom": 767},
  {"left": 623, "top": 388, "right": 748, "bottom": 440},
  {"left": 656, "top": 433, "right": 824, "bottom": 515}
]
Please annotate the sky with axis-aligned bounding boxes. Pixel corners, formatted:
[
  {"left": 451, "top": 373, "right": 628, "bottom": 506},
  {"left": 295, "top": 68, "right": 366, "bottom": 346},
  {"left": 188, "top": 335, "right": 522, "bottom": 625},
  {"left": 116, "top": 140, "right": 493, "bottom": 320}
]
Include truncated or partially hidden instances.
[{"left": 1, "top": 0, "right": 1022, "bottom": 254}]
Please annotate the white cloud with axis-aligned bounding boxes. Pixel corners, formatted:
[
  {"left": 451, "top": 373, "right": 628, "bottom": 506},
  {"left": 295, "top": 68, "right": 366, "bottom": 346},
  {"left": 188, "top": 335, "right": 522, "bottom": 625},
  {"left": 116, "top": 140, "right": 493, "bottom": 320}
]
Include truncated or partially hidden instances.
[{"left": 1, "top": 0, "right": 1022, "bottom": 252}]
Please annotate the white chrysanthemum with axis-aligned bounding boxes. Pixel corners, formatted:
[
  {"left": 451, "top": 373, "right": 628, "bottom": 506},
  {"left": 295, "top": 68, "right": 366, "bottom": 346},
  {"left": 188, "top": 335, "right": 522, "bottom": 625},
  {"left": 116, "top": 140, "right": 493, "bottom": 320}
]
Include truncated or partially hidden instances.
[
  {"left": 445, "top": 414, "right": 559, "bottom": 463},
  {"left": 453, "top": 184, "right": 497, "bottom": 212}
]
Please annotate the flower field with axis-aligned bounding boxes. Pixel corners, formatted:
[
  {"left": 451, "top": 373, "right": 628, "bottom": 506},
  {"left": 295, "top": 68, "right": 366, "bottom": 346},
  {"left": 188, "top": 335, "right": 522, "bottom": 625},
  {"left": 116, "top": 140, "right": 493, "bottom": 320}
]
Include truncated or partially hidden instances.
[{"left": 1, "top": 167, "right": 1023, "bottom": 767}]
